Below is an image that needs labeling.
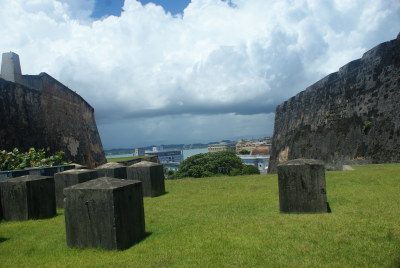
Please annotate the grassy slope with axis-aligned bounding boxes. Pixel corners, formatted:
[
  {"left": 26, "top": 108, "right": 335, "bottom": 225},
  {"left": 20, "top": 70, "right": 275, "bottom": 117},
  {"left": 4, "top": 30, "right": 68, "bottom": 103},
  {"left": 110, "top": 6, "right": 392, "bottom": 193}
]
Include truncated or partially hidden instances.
[{"left": 0, "top": 164, "right": 399, "bottom": 267}]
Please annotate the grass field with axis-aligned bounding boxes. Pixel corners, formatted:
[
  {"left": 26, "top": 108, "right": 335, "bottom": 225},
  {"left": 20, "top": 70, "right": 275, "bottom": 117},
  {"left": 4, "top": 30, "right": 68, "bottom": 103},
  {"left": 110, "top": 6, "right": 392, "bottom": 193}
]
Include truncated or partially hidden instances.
[
  {"left": 107, "top": 155, "right": 154, "bottom": 162},
  {"left": 1, "top": 164, "right": 399, "bottom": 267}
]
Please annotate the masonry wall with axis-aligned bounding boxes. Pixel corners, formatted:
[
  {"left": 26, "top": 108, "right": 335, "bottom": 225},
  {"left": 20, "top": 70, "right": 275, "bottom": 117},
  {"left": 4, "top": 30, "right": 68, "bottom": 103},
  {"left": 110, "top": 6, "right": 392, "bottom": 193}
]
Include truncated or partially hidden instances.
[
  {"left": 0, "top": 74, "right": 106, "bottom": 168},
  {"left": 268, "top": 35, "right": 400, "bottom": 173}
]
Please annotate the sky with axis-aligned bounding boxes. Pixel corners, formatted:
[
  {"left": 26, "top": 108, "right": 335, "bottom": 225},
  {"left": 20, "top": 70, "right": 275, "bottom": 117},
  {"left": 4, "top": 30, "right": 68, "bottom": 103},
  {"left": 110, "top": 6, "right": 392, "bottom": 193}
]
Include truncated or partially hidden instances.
[{"left": 0, "top": 0, "right": 399, "bottom": 149}]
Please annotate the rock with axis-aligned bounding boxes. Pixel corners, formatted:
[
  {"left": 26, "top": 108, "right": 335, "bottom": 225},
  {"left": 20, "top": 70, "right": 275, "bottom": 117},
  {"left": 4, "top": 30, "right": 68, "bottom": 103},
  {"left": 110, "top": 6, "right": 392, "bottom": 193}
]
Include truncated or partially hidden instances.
[{"left": 342, "top": 165, "right": 355, "bottom": 171}]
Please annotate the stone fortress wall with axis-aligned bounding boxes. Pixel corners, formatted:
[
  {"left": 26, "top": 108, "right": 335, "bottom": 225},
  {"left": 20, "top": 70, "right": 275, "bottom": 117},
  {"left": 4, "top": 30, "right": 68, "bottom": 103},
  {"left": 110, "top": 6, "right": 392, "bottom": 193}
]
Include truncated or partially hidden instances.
[
  {"left": 268, "top": 34, "right": 400, "bottom": 173},
  {"left": 0, "top": 52, "right": 106, "bottom": 168}
]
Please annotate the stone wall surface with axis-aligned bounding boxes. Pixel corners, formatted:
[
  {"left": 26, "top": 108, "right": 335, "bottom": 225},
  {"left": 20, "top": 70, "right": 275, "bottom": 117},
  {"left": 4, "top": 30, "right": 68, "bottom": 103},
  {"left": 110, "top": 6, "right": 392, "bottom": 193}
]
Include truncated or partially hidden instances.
[
  {"left": 0, "top": 73, "right": 106, "bottom": 168},
  {"left": 268, "top": 35, "right": 400, "bottom": 173}
]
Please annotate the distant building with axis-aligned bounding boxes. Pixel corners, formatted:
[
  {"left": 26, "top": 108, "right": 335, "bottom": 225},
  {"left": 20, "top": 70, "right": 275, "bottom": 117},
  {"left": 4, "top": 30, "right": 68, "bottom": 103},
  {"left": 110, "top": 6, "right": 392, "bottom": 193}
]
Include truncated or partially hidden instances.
[
  {"left": 263, "top": 136, "right": 272, "bottom": 144},
  {"left": 145, "top": 149, "right": 183, "bottom": 163},
  {"left": 251, "top": 145, "right": 271, "bottom": 156},
  {"left": 134, "top": 148, "right": 145, "bottom": 156},
  {"left": 163, "top": 162, "right": 180, "bottom": 171},
  {"left": 208, "top": 142, "right": 236, "bottom": 153},
  {"left": 236, "top": 137, "right": 272, "bottom": 154},
  {"left": 238, "top": 155, "right": 270, "bottom": 174},
  {"left": 152, "top": 146, "right": 164, "bottom": 152},
  {"left": 236, "top": 140, "right": 257, "bottom": 153}
]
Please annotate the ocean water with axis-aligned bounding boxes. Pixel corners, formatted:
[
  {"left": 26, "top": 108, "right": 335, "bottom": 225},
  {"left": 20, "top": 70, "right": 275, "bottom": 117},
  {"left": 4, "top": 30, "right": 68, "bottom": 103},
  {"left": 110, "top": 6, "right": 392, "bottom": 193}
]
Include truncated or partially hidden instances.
[
  {"left": 182, "top": 148, "right": 208, "bottom": 159},
  {"left": 106, "top": 148, "right": 208, "bottom": 160}
]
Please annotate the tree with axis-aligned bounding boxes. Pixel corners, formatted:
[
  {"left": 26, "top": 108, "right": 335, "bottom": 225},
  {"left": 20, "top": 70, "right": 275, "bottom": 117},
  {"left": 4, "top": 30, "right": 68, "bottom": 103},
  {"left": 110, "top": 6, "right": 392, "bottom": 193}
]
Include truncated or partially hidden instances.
[
  {"left": 175, "top": 151, "right": 244, "bottom": 178},
  {"left": 238, "top": 149, "right": 251, "bottom": 155},
  {"left": 241, "top": 165, "right": 260, "bottom": 175}
]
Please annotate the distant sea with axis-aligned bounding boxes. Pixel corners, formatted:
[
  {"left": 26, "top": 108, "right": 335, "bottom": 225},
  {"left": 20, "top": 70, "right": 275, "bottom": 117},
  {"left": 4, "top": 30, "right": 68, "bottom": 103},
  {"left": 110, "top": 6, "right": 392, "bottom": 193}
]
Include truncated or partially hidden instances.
[
  {"left": 182, "top": 148, "right": 208, "bottom": 159},
  {"left": 106, "top": 147, "right": 208, "bottom": 160}
]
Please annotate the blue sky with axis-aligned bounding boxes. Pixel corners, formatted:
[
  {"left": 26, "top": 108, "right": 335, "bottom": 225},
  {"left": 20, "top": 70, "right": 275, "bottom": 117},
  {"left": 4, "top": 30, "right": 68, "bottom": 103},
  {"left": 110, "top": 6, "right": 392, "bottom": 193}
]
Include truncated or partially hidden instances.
[
  {"left": 0, "top": 0, "right": 399, "bottom": 149},
  {"left": 92, "top": 0, "right": 191, "bottom": 17}
]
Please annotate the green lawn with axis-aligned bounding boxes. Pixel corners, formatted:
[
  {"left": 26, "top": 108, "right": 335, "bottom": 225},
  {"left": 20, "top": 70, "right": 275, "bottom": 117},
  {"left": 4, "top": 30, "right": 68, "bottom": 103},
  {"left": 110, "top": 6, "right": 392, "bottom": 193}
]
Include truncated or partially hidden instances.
[
  {"left": 107, "top": 155, "right": 154, "bottom": 162},
  {"left": 1, "top": 164, "right": 399, "bottom": 267}
]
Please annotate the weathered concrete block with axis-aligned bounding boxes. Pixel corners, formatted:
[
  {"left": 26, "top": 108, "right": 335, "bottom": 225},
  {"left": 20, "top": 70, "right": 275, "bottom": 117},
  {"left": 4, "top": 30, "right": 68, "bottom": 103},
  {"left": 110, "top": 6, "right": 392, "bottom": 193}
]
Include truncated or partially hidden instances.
[
  {"left": 70, "top": 163, "right": 88, "bottom": 169},
  {"left": 0, "top": 169, "right": 29, "bottom": 180},
  {"left": 54, "top": 169, "right": 98, "bottom": 208},
  {"left": 127, "top": 161, "right": 165, "bottom": 197},
  {"left": 42, "top": 165, "right": 76, "bottom": 176},
  {"left": 0, "top": 169, "right": 29, "bottom": 179},
  {"left": 0, "top": 175, "right": 56, "bottom": 221},
  {"left": 0, "top": 189, "right": 2, "bottom": 222},
  {"left": 95, "top": 162, "right": 127, "bottom": 179},
  {"left": 26, "top": 165, "right": 76, "bottom": 177},
  {"left": 64, "top": 177, "right": 145, "bottom": 250},
  {"left": 277, "top": 159, "right": 328, "bottom": 213}
]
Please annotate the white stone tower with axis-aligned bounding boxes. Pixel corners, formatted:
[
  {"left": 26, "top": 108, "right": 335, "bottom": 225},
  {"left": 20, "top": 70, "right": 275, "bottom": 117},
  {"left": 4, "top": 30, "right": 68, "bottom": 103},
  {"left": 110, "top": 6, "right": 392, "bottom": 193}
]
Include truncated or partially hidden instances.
[{"left": 1, "top": 52, "right": 22, "bottom": 84}]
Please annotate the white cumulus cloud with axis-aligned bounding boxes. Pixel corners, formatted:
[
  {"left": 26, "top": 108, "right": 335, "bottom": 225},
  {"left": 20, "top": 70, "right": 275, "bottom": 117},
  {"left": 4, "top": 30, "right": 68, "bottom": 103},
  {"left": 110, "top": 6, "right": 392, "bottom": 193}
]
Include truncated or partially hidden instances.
[{"left": 0, "top": 0, "right": 399, "bottom": 148}]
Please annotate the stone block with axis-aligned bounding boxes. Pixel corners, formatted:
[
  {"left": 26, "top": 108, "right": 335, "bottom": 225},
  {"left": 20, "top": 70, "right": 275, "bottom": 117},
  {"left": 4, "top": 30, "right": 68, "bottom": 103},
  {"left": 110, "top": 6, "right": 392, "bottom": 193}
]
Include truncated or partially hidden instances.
[
  {"left": 0, "top": 189, "right": 2, "bottom": 222},
  {"left": 26, "top": 165, "right": 76, "bottom": 177},
  {"left": 54, "top": 169, "right": 98, "bottom": 208},
  {"left": 0, "top": 175, "right": 56, "bottom": 221},
  {"left": 64, "top": 177, "right": 145, "bottom": 250},
  {"left": 127, "top": 161, "right": 165, "bottom": 197},
  {"left": 26, "top": 167, "right": 42, "bottom": 175},
  {"left": 277, "top": 159, "right": 328, "bottom": 213},
  {"left": 71, "top": 163, "right": 88, "bottom": 169},
  {"left": 95, "top": 162, "right": 127, "bottom": 179},
  {"left": 0, "top": 169, "right": 29, "bottom": 179}
]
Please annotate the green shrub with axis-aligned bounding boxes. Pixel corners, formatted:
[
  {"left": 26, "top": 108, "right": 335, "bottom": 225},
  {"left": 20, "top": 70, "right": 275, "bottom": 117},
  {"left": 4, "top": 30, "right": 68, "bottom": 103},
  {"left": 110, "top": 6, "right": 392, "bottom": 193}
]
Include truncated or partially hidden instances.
[
  {"left": 229, "top": 165, "right": 260, "bottom": 176},
  {"left": 175, "top": 151, "right": 244, "bottom": 178},
  {"left": 241, "top": 165, "right": 260, "bottom": 175},
  {"left": 0, "top": 148, "right": 69, "bottom": 171},
  {"left": 229, "top": 168, "right": 242, "bottom": 176},
  {"left": 238, "top": 149, "right": 250, "bottom": 155}
]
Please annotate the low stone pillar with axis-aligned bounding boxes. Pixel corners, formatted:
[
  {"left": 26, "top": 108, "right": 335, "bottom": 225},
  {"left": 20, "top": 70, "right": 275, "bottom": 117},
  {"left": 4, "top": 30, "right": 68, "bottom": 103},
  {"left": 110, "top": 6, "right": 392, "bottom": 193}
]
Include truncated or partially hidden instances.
[
  {"left": 277, "top": 159, "right": 328, "bottom": 213},
  {"left": 0, "top": 190, "right": 2, "bottom": 222},
  {"left": 54, "top": 169, "right": 98, "bottom": 208},
  {"left": 95, "top": 162, "right": 127, "bottom": 179},
  {"left": 64, "top": 177, "right": 145, "bottom": 250},
  {"left": 0, "top": 175, "right": 56, "bottom": 221},
  {"left": 0, "top": 169, "right": 29, "bottom": 179},
  {"left": 70, "top": 163, "right": 88, "bottom": 169},
  {"left": 127, "top": 161, "right": 165, "bottom": 197}
]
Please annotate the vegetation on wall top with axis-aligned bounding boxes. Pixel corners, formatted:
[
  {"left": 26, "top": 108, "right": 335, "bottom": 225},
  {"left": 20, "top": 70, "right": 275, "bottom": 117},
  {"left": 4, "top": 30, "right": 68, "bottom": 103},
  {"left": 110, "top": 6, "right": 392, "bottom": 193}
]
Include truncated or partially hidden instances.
[{"left": 0, "top": 148, "right": 69, "bottom": 171}]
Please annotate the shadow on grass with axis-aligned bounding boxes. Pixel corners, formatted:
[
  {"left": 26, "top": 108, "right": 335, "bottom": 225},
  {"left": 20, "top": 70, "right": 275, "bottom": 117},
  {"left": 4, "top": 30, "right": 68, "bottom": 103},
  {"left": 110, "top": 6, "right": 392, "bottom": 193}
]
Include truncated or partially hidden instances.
[
  {"left": 139, "top": 232, "right": 153, "bottom": 243},
  {"left": 0, "top": 237, "right": 9, "bottom": 243}
]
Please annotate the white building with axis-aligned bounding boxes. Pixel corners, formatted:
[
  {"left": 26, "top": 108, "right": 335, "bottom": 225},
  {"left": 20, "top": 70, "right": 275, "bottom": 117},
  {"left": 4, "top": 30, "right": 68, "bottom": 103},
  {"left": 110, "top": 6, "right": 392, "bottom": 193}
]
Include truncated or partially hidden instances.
[
  {"left": 208, "top": 142, "right": 236, "bottom": 153},
  {"left": 134, "top": 148, "right": 145, "bottom": 156},
  {"left": 238, "top": 155, "right": 270, "bottom": 174}
]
